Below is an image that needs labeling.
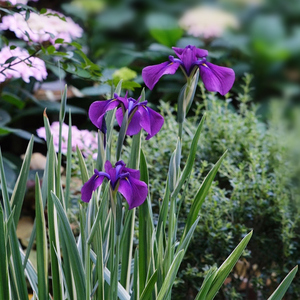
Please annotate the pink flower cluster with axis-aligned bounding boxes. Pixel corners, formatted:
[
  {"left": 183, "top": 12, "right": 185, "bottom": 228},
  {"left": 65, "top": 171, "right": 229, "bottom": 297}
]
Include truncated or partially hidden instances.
[
  {"left": 0, "top": 9, "right": 83, "bottom": 44},
  {"left": 36, "top": 122, "right": 98, "bottom": 158},
  {"left": 0, "top": 0, "right": 38, "bottom": 5},
  {"left": 0, "top": 46, "right": 47, "bottom": 83}
]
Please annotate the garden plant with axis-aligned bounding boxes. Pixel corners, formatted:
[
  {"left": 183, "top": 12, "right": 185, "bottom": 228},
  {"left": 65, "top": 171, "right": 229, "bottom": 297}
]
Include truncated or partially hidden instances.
[{"left": 0, "top": 1, "right": 299, "bottom": 300}]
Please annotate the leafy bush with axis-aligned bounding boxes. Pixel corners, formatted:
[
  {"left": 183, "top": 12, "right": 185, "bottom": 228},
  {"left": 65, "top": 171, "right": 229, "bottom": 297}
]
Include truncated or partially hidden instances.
[{"left": 139, "top": 78, "right": 300, "bottom": 299}]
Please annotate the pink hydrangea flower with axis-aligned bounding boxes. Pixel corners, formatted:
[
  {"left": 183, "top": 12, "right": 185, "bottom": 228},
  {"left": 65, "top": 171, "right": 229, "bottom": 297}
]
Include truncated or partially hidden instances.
[
  {"left": 0, "top": 9, "right": 83, "bottom": 44},
  {"left": 36, "top": 122, "right": 98, "bottom": 157},
  {"left": 0, "top": 46, "right": 47, "bottom": 83},
  {"left": 0, "top": 0, "right": 38, "bottom": 5}
]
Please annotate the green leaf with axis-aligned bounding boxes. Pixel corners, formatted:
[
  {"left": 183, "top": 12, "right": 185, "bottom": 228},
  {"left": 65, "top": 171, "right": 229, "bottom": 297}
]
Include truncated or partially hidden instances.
[
  {"left": 0, "top": 205, "right": 9, "bottom": 300},
  {"left": 267, "top": 266, "right": 298, "bottom": 300},
  {"left": 1, "top": 92, "right": 25, "bottom": 109},
  {"left": 51, "top": 192, "right": 86, "bottom": 299},
  {"left": 76, "top": 146, "right": 89, "bottom": 183},
  {"left": 146, "top": 13, "right": 183, "bottom": 47},
  {"left": 35, "top": 174, "right": 48, "bottom": 300},
  {"left": 171, "top": 116, "right": 205, "bottom": 199},
  {"left": 168, "top": 138, "right": 181, "bottom": 193},
  {"left": 0, "top": 148, "right": 11, "bottom": 217},
  {"left": 177, "top": 69, "right": 199, "bottom": 124},
  {"left": 0, "top": 109, "right": 11, "bottom": 126},
  {"left": 157, "top": 250, "right": 185, "bottom": 300},
  {"left": 11, "top": 136, "right": 34, "bottom": 226},
  {"left": 55, "top": 38, "right": 64, "bottom": 44},
  {"left": 206, "top": 231, "right": 253, "bottom": 300},
  {"left": 194, "top": 267, "right": 217, "bottom": 300},
  {"left": 4, "top": 56, "right": 18, "bottom": 64},
  {"left": 176, "top": 217, "right": 200, "bottom": 256},
  {"left": 116, "top": 110, "right": 128, "bottom": 161},
  {"left": 139, "top": 270, "right": 158, "bottom": 300},
  {"left": 138, "top": 149, "right": 153, "bottom": 293},
  {"left": 182, "top": 151, "right": 227, "bottom": 240},
  {"left": 46, "top": 138, "right": 63, "bottom": 300}
]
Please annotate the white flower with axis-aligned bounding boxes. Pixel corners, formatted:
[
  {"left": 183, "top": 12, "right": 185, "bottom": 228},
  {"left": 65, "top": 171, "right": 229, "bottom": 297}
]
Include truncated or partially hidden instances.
[
  {"left": 0, "top": 9, "right": 83, "bottom": 44},
  {"left": 0, "top": 46, "right": 47, "bottom": 83},
  {"left": 179, "top": 6, "right": 239, "bottom": 39},
  {"left": 0, "top": 0, "right": 38, "bottom": 5}
]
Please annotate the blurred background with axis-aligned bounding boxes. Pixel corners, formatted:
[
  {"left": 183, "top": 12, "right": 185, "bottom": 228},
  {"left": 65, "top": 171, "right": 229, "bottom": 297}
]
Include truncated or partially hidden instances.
[{"left": 0, "top": 0, "right": 300, "bottom": 299}]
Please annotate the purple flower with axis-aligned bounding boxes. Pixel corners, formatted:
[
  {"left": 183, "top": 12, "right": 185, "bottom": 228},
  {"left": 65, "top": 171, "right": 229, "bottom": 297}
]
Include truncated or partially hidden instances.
[
  {"left": 142, "top": 45, "right": 235, "bottom": 95},
  {"left": 81, "top": 160, "right": 148, "bottom": 209},
  {"left": 89, "top": 93, "right": 164, "bottom": 140}
]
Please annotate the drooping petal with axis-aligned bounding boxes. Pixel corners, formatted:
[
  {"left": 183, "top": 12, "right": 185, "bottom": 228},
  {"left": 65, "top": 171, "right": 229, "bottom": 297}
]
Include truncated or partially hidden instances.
[
  {"left": 142, "top": 61, "right": 180, "bottom": 90},
  {"left": 81, "top": 171, "right": 108, "bottom": 202},
  {"left": 118, "top": 176, "right": 148, "bottom": 209},
  {"left": 89, "top": 99, "right": 120, "bottom": 132},
  {"left": 115, "top": 107, "right": 142, "bottom": 136},
  {"left": 199, "top": 61, "right": 235, "bottom": 95},
  {"left": 138, "top": 106, "right": 164, "bottom": 140}
]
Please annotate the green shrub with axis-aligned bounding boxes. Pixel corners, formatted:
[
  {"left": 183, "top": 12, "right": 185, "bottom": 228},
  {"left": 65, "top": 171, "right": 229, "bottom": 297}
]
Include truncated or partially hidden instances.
[{"left": 139, "top": 79, "right": 300, "bottom": 299}]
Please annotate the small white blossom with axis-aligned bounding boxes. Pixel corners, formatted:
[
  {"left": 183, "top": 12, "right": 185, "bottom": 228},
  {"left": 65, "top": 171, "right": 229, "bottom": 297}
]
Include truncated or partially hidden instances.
[{"left": 179, "top": 6, "right": 239, "bottom": 39}]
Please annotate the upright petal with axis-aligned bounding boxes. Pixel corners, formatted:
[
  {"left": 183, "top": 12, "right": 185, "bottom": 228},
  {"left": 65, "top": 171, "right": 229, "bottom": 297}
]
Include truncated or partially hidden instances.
[
  {"left": 104, "top": 160, "right": 117, "bottom": 187},
  {"left": 123, "top": 167, "right": 140, "bottom": 179},
  {"left": 172, "top": 46, "right": 208, "bottom": 59},
  {"left": 142, "top": 61, "right": 180, "bottom": 90},
  {"left": 118, "top": 176, "right": 148, "bottom": 209},
  {"left": 115, "top": 107, "right": 142, "bottom": 136},
  {"left": 178, "top": 46, "right": 197, "bottom": 75},
  {"left": 81, "top": 171, "right": 107, "bottom": 202},
  {"left": 199, "top": 62, "right": 235, "bottom": 95},
  {"left": 138, "top": 106, "right": 164, "bottom": 140},
  {"left": 89, "top": 99, "right": 120, "bottom": 131}
]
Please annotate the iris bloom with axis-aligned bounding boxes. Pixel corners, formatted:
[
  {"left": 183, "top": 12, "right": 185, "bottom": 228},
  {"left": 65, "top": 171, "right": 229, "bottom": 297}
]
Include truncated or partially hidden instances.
[
  {"left": 81, "top": 160, "right": 148, "bottom": 209},
  {"left": 89, "top": 93, "right": 164, "bottom": 140},
  {"left": 142, "top": 45, "right": 235, "bottom": 95}
]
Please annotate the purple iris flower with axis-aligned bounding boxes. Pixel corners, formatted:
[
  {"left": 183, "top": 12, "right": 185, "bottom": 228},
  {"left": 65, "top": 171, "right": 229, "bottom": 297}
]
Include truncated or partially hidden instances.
[
  {"left": 142, "top": 45, "right": 235, "bottom": 96},
  {"left": 89, "top": 93, "right": 164, "bottom": 140},
  {"left": 81, "top": 160, "right": 148, "bottom": 209}
]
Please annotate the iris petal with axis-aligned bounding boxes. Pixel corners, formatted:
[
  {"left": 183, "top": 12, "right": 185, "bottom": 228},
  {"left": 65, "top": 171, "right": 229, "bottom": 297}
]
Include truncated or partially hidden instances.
[
  {"left": 199, "top": 62, "right": 235, "bottom": 96},
  {"left": 138, "top": 106, "right": 164, "bottom": 140},
  {"left": 142, "top": 61, "right": 181, "bottom": 90},
  {"left": 115, "top": 107, "right": 142, "bottom": 136},
  {"left": 118, "top": 176, "right": 148, "bottom": 209},
  {"left": 89, "top": 99, "right": 120, "bottom": 131},
  {"left": 81, "top": 172, "right": 106, "bottom": 202}
]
